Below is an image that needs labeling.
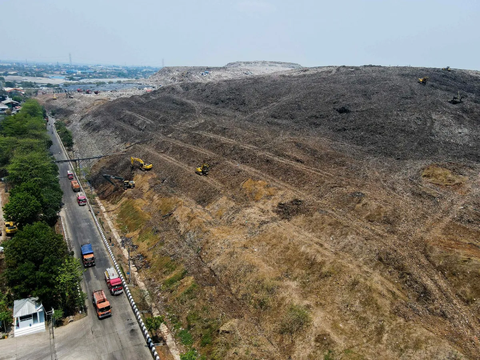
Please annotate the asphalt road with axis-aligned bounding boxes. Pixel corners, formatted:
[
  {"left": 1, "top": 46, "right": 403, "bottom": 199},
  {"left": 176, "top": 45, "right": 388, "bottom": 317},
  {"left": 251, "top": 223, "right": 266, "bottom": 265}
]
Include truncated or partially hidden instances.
[{"left": 0, "top": 118, "right": 152, "bottom": 360}]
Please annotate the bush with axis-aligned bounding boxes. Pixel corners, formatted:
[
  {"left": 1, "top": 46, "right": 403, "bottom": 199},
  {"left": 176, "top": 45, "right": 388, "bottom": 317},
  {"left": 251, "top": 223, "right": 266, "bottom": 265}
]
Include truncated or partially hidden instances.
[
  {"left": 179, "top": 329, "right": 193, "bottom": 346},
  {"left": 54, "top": 121, "right": 73, "bottom": 149},
  {"left": 180, "top": 349, "right": 198, "bottom": 360},
  {"left": 279, "top": 304, "right": 311, "bottom": 335},
  {"left": 145, "top": 316, "right": 164, "bottom": 333}
]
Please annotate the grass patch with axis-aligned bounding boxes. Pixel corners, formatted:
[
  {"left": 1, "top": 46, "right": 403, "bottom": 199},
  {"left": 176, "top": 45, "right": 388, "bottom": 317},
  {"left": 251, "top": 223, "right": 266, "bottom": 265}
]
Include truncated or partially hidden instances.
[
  {"left": 200, "top": 332, "right": 212, "bottom": 347},
  {"left": 163, "top": 269, "right": 187, "bottom": 290},
  {"left": 178, "top": 282, "right": 198, "bottom": 304},
  {"left": 117, "top": 199, "right": 148, "bottom": 232},
  {"left": 178, "top": 329, "right": 194, "bottom": 346},
  {"left": 279, "top": 304, "right": 311, "bottom": 335},
  {"left": 137, "top": 229, "right": 157, "bottom": 244}
]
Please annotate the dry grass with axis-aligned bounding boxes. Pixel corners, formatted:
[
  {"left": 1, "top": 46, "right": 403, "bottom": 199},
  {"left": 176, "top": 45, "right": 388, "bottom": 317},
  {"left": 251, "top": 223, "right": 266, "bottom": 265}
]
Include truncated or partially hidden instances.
[
  {"left": 422, "top": 165, "right": 467, "bottom": 186},
  {"left": 242, "top": 179, "right": 276, "bottom": 201}
]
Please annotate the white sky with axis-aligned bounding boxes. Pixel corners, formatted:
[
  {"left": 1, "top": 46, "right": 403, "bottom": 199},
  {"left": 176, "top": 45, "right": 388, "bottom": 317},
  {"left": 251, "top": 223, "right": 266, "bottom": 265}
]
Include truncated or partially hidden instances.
[{"left": 1, "top": 0, "right": 479, "bottom": 69}]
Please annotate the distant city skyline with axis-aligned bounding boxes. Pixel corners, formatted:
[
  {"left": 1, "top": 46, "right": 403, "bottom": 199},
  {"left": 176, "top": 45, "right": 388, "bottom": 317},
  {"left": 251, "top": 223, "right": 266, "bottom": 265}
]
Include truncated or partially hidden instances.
[
  {"left": 0, "top": 59, "right": 159, "bottom": 68},
  {"left": 1, "top": 0, "right": 479, "bottom": 70}
]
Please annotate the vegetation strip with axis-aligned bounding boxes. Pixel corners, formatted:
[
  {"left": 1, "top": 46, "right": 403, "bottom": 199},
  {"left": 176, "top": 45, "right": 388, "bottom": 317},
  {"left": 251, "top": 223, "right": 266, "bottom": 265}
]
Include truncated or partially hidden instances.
[{"left": 0, "top": 100, "right": 84, "bottom": 333}]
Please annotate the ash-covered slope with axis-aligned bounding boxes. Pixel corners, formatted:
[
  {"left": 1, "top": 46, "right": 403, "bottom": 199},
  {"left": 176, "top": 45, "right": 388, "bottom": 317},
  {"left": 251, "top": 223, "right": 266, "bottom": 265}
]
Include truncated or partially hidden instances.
[
  {"left": 54, "top": 65, "right": 480, "bottom": 359},
  {"left": 81, "top": 65, "right": 480, "bottom": 163}
]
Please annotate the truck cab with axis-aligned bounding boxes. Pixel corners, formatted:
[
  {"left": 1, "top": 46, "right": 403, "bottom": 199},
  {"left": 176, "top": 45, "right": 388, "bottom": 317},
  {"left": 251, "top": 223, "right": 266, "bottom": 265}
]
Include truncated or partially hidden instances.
[
  {"left": 92, "top": 290, "right": 112, "bottom": 319},
  {"left": 105, "top": 268, "right": 123, "bottom": 295},
  {"left": 67, "top": 170, "right": 74, "bottom": 180},
  {"left": 77, "top": 193, "right": 87, "bottom": 206},
  {"left": 80, "top": 243, "right": 95, "bottom": 267}
]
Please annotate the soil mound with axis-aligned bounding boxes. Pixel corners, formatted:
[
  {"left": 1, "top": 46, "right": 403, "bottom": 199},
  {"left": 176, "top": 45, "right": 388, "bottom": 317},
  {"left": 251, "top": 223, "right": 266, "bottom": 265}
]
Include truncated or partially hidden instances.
[{"left": 45, "top": 65, "right": 480, "bottom": 359}]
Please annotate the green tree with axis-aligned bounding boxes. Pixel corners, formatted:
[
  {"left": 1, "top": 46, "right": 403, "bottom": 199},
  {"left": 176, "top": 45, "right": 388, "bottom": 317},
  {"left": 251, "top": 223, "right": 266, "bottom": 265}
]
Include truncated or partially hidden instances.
[
  {"left": 20, "top": 99, "right": 43, "bottom": 118},
  {"left": 12, "top": 95, "right": 23, "bottom": 102},
  {"left": 6, "top": 151, "right": 58, "bottom": 188},
  {"left": 0, "top": 137, "right": 18, "bottom": 167},
  {"left": 4, "top": 222, "right": 68, "bottom": 309},
  {"left": 55, "top": 257, "right": 85, "bottom": 314},
  {"left": 15, "top": 138, "right": 51, "bottom": 156},
  {"left": 3, "top": 191, "right": 42, "bottom": 227},
  {"left": 0, "top": 292, "right": 12, "bottom": 333},
  {"left": 8, "top": 180, "right": 63, "bottom": 226}
]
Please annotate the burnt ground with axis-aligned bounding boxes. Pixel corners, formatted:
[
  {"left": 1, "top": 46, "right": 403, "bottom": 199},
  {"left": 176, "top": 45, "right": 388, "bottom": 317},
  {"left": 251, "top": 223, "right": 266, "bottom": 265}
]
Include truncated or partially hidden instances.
[{"left": 43, "top": 65, "right": 480, "bottom": 359}]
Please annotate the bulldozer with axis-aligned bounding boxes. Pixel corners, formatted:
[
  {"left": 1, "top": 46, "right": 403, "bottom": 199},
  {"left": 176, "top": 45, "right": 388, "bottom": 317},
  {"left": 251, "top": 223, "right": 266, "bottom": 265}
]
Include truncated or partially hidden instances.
[
  {"left": 195, "top": 163, "right": 210, "bottom": 176},
  {"left": 449, "top": 91, "right": 463, "bottom": 104},
  {"left": 103, "top": 174, "right": 135, "bottom": 190},
  {"left": 131, "top": 157, "right": 153, "bottom": 171},
  {"left": 418, "top": 77, "right": 429, "bottom": 85}
]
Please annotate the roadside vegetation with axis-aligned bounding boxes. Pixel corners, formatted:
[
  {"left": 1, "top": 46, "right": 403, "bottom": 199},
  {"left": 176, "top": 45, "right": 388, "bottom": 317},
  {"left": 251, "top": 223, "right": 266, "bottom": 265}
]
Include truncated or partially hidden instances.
[
  {"left": 54, "top": 120, "right": 73, "bottom": 150},
  {"left": 0, "top": 99, "right": 85, "bottom": 335}
]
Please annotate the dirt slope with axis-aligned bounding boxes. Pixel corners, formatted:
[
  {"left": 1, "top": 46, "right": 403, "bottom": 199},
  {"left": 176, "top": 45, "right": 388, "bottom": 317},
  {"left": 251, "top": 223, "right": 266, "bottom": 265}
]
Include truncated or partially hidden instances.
[{"left": 44, "top": 65, "right": 480, "bottom": 359}]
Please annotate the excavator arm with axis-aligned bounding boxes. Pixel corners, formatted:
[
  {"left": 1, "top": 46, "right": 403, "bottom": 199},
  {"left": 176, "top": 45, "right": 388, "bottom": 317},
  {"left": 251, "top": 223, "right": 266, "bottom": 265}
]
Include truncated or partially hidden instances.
[{"left": 103, "top": 174, "right": 118, "bottom": 186}]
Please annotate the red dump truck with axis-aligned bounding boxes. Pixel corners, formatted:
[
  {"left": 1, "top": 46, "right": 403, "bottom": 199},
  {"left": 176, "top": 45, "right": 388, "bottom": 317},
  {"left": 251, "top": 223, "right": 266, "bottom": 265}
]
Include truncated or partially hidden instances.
[
  {"left": 77, "top": 193, "right": 87, "bottom": 206},
  {"left": 71, "top": 180, "right": 80, "bottom": 192},
  {"left": 92, "top": 290, "right": 112, "bottom": 319},
  {"left": 104, "top": 268, "right": 123, "bottom": 295}
]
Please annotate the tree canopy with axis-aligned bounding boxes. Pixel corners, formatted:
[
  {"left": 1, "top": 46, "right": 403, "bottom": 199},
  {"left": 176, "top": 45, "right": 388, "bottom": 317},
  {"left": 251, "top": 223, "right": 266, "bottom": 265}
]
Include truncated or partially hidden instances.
[
  {"left": 0, "top": 99, "right": 83, "bottom": 315},
  {"left": 4, "top": 222, "right": 68, "bottom": 309}
]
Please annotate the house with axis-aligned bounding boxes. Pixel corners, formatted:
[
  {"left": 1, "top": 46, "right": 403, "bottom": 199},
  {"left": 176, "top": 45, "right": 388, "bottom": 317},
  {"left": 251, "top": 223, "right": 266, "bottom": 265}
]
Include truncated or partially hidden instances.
[{"left": 13, "top": 297, "right": 46, "bottom": 337}]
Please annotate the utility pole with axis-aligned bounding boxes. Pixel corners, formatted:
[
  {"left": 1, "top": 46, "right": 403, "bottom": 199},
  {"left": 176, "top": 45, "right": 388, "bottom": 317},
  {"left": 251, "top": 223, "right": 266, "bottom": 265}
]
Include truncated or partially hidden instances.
[{"left": 46, "top": 308, "right": 58, "bottom": 360}]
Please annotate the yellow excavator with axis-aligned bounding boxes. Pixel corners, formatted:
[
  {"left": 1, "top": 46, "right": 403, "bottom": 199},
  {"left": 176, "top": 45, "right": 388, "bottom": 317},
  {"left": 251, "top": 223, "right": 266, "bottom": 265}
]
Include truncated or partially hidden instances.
[
  {"left": 131, "top": 157, "right": 153, "bottom": 171},
  {"left": 195, "top": 163, "right": 210, "bottom": 176},
  {"left": 442, "top": 66, "right": 451, "bottom": 71},
  {"left": 418, "top": 77, "right": 428, "bottom": 85},
  {"left": 103, "top": 174, "right": 135, "bottom": 189}
]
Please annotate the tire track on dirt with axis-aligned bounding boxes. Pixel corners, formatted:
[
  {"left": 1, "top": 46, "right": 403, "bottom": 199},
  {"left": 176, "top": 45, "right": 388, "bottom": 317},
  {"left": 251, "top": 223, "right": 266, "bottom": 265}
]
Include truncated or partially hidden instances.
[
  {"left": 133, "top": 126, "right": 478, "bottom": 349},
  {"left": 194, "top": 131, "right": 334, "bottom": 178},
  {"left": 123, "top": 110, "right": 155, "bottom": 125}
]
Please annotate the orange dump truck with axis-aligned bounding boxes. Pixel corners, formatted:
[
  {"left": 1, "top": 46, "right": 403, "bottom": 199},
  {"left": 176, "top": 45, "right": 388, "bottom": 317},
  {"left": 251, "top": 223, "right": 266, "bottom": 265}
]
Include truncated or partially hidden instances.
[
  {"left": 71, "top": 180, "right": 80, "bottom": 192},
  {"left": 105, "top": 268, "right": 123, "bottom": 295},
  {"left": 92, "top": 290, "right": 112, "bottom": 319}
]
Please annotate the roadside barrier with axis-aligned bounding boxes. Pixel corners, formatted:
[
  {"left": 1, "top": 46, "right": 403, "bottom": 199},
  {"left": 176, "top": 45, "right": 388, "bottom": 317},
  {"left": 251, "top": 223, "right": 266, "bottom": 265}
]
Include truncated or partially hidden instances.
[{"left": 53, "top": 118, "right": 161, "bottom": 360}]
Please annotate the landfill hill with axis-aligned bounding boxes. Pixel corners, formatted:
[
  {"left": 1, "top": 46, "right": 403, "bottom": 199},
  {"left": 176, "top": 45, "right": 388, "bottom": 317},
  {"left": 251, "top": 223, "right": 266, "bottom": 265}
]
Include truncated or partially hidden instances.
[
  {"left": 147, "top": 60, "right": 303, "bottom": 86},
  {"left": 42, "top": 65, "right": 480, "bottom": 359}
]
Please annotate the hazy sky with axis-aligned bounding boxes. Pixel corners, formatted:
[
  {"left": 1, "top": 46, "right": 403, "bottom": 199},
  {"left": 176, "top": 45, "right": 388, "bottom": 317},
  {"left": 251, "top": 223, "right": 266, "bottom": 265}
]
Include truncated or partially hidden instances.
[{"left": 1, "top": 0, "right": 479, "bottom": 69}]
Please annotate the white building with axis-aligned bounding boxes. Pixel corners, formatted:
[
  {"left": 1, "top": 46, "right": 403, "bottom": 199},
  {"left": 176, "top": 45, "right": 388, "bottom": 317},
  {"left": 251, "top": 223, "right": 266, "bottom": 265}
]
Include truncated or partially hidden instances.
[{"left": 13, "top": 297, "right": 46, "bottom": 337}]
